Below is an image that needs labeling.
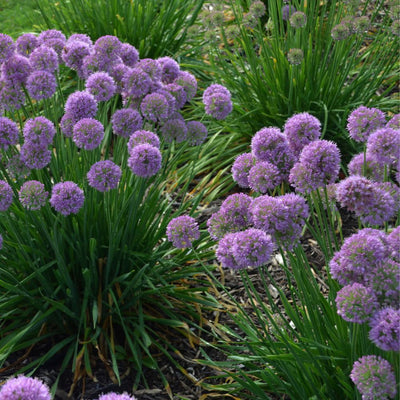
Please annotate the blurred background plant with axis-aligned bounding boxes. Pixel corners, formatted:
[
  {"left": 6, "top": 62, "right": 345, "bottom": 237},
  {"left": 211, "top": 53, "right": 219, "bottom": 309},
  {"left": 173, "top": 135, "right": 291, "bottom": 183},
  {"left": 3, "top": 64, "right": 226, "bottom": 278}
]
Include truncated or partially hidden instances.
[{"left": 188, "top": 0, "right": 400, "bottom": 164}]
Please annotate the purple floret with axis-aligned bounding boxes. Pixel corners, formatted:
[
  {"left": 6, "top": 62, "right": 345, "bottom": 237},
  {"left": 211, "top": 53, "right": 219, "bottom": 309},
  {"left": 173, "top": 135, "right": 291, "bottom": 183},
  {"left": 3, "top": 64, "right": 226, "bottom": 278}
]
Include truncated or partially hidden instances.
[
  {"left": 174, "top": 71, "right": 197, "bottom": 102},
  {"left": 85, "top": 71, "right": 116, "bottom": 102},
  {"left": 158, "top": 56, "right": 180, "bottom": 84},
  {"left": 97, "top": 392, "right": 136, "bottom": 400},
  {"left": 369, "top": 307, "right": 400, "bottom": 351},
  {"left": 166, "top": 215, "right": 200, "bottom": 248},
  {"left": 216, "top": 233, "right": 241, "bottom": 269},
  {"left": 65, "top": 91, "right": 98, "bottom": 122},
  {"left": 140, "top": 93, "right": 170, "bottom": 122},
  {"left": 0, "top": 375, "right": 52, "bottom": 400},
  {"left": 366, "top": 127, "right": 400, "bottom": 167},
  {"left": 26, "top": 70, "right": 57, "bottom": 100},
  {"left": 160, "top": 118, "right": 187, "bottom": 143},
  {"left": 282, "top": 5, "right": 296, "bottom": 21},
  {"left": 163, "top": 83, "right": 187, "bottom": 109},
  {"left": 120, "top": 43, "right": 139, "bottom": 67},
  {"left": 20, "top": 142, "right": 52, "bottom": 170},
  {"left": 137, "top": 58, "right": 162, "bottom": 82},
  {"left": 203, "top": 84, "right": 232, "bottom": 120},
  {"left": 1, "top": 54, "right": 31, "bottom": 86},
  {"left": 283, "top": 112, "right": 321, "bottom": 156},
  {"left": 93, "top": 35, "right": 122, "bottom": 62},
  {"left": 23, "top": 116, "right": 56, "bottom": 147},
  {"left": 0, "top": 81, "right": 25, "bottom": 111},
  {"left": 335, "top": 283, "right": 378, "bottom": 323},
  {"left": 248, "top": 161, "right": 282, "bottom": 193},
  {"left": 29, "top": 45, "right": 59, "bottom": 73},
  {"left": 348, "top": 152, "right": 385, "bottom": 182},
  {"left": 50, "top": 181, "right": 84, "bottom": 216},
  {"left": 72, "top": 118, "right": 104, "bottom": 150},
  {"left": 87, "top": 160, "right": 122, "bottom": 192},
  {"left": 18, "top": 180, "right": 48, "bottom": 210},
  {"left": 0, "top": 116, "right": 19, "bottom": 150},
  {"left": 111, "top": 108, "right": 143, "bottom": 138},
  {"left": 0, "top": 180, "right": 13, "bottom": 211},
  {"left": 350, "top": 355, "right": 397, "bottom": 400},
  {"left": 60, "top": 113, "right": 75, "bottom": 138},
  {"left": 0, "top": 33, "right": 15, "bottom": 64},
  {"left": 386, "top": 113, "right": 400, "bottom": 129},
  {"left": 122, "top": 67, "right": 151, "bottom": 98},
  {"left": 16, "top": 33, "right": 39, "bottom": 56},
  {"left": 62, "top": 40, "right": 91, "bottom": 71},
  {"left": 347, "top": 106, "right": 386, "bottom": 142},
  {"left": 128, "top": 130, "right": 160, "bottom": 154},
  {"left": 127, "top": 143, "right": 162, "bottom": 178},
  {"left": 186, "top": 121, "right": 208, "bottom": 146},
  {"left": 231, "top": 152, "right": 257, "bottom": 188}
]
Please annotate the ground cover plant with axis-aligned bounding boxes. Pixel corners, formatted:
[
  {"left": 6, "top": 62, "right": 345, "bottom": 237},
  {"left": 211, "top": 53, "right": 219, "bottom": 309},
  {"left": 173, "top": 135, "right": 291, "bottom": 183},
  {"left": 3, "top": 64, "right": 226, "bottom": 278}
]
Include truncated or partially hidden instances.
[
  {"left": 0, "top": 30, "right": 235, "bottom": 397},
  {"left": 194, "top": 0, "right": 400, "bottom": 163}
]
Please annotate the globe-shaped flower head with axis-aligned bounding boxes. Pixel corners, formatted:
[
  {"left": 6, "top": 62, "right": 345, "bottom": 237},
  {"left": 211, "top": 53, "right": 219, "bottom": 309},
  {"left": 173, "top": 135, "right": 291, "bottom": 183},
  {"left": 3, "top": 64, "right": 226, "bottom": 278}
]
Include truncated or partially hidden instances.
[
  {"left": 0, "top": 33, "right": 15, "bottom": 64},
  {"left": 0, "top": 116, "right": 19, "bottom": 150},
  {"left": 16, "top": 33, "right": 38, "bottom": 56},
  {"left": 111, "top": 108, "right": 143, "bottom": 138},
  {"left": 65, "top": 90, "right": 98, "bottom": 122},
  {"left": 1, "top": 54, "right": 32, "bottom": 86},
  {"left": 231, "top": 152, "right": 257, "bottom": 188},
  {"left": 127, "top": 130, "right": 160, "bottom": 154},
  {"left": 29, "top": 45, "right": 59, "bottom": 73},
  {"left": 19, "top": 180, "right": 48, "bottom": 210},
  {"left": 0, "top": 180, "right": 13, "bottom": 211},
  {"left": 87, "top": 160, "right": 122, "bottom": 192},
  {"left": 26, "top": 70, "right": 57, "bottom": 100},
  {"left": 0, "top": 375, "right": 51, "bottom": 400},
  {"left": 127, "top": 143, "right": 162, "bottom": 178},
  {"left": 85, "top": 71, "right": 116, "bottom": 102},
  {"left": 369, "top": 307, "right": 400, "bottom": 352},
  {"left": 97, "top": 392, "right": 136, "bottom": 400},
  {"left": 23, "top": 116, "right": 56, "bottom": 147},
  {"left": 347, "top": 106, "right": 386, "bottom": 142},
  {"left": 140, "top": 93, "right": 170, "bottom": 122},
  {"left": 50, "top": 181, "right": 85, "bottom": 216},
  {"left": 203, "top": 83, "right": 233, "bottom": 120},
  {"left": 166, "top": 215, "right": 200, "bottom": 249}
]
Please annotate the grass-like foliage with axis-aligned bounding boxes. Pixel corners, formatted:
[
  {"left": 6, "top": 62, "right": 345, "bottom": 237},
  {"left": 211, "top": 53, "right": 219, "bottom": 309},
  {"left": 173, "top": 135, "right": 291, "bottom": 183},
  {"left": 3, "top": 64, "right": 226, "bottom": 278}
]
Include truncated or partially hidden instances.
[
  {"left": 203, "top": 0, "right": 399, "bottom": 162},
  {"left": 34, "top": 0, "right": 204, "bottom": 59}
]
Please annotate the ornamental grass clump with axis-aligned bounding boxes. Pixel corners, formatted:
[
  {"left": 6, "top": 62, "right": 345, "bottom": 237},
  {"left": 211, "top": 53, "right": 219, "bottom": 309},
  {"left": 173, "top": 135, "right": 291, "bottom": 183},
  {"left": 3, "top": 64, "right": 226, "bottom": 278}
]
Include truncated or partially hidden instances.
[{"left": 0, "top": 30, "right": 232, "bottom": 393}]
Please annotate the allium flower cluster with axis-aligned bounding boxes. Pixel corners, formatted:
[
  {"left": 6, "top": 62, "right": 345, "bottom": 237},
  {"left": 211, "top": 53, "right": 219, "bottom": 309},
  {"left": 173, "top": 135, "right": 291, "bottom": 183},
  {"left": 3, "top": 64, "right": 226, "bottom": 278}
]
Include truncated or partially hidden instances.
[
  {"left": 160, "top": 118, "right": 187, "bottom": 143},
  {"left": 29, "top": 45, "right": 58, "bottom": 73},
  {"left": 347, "top": 106, "right": 386, "bottom": 142},
  {"left": 65, "top": 90, "right": 98, "bottom": 122},
  {"left": 0, "top": 180, "right": 13, "bottom": 211},
  {"left": 174, "top": 71, "right": 197, "bottom": 102},
  {"left": 248, "top": 161, "right": 282, "bottom": 193},
  {"left": 158, "top": 56, "right": 180, "bottom": 83},
  {"left": 87, "top": 160, "right": 121, "bottom": 192},
  {"left": 282, "top": 5, "right": 296, "bottom": 21},
  {"left": 231, "top": 152, "right": 256, "bottom": 188},
  {"left": 287, "top": 48, "right": 304, "bottom": 65},
  {"left": 350, "top": 356, "right": 397, "bottom": 400},
  {"left": 386, "top": 113, "right": 400, "bottom": 129},
  {"left": 369, "top": 307, "right": 400, "bottom": 351},
  {"left": 331, "top": 23, "right": 351, "bottom": 40},
  {"left": 1, "top": 54, "right": 31, "bottom": 85},
  {"left": 348, "top": 152, "right": 385, "bottom": 182},
  {"left": 120, "top": 43, "right": 139, "bottom": 67},
  {"left": 140, "top": 92, "right": 170, "bottom": 122},
  {"left": 128, "top": 130, "right": 160, "bottom": 152},
  {"left": 0, "top": 375, "right": 51, "bottom": 400},
  {"left": 72, "top": 118, "right": 104, "bottom": 150},
  {"left": 0, "top": 33, "right": 16, "bottom": 63},
  {"left": 15, "top": 33, "right": 38, "bottom": 56},
  {"left": 111, "top": 108, "right": 143, "bottom": 138},
  {"left": 289, "top": 11, "right": 307, "bottom": 28},
  {"left": 216, "top": 228, "right": 274, "bottom": 269},
  {"left": 366, "top": 127, "right": 400, "bottom": 166},
  {"left": 283, "top": 112, "right": 322, "bottom": 156},
  {"left": 19, "top": 180, "right": 48, "bottom": 210},
  {"left": 203, "top": 84, "right": 232, "bottom": 120},
  {"left": 186, "top": 121, "right": 208, "bottom": 146},
  {"left": 166, "top": 215, "right": 200, "bottom": 249},
  {"left": 335, "top": 283, "right": 379, "bottom": 323},
  {"left": 0, "top": 116, "right": 19, "bottom": 150},
  {"left": 23, "top": 117, "right": 55, "bottom": 147},
  {"left": 26, "top": 70, "right": 57, "bottom": 100},
  {"left": 127, "top": 143, "right": 162, "bottom": 178},
  {"left": 97, "top": 393, "right": 136, "bottom": 400},
  {"left": 85, "top": 71, "right": 116, "bottom": 102},
  {"left": 50, "top": 181, "right": 84, "bottom": 216},
  {"left": 20, "top": 141, "right": 52, "bottom": 169}
]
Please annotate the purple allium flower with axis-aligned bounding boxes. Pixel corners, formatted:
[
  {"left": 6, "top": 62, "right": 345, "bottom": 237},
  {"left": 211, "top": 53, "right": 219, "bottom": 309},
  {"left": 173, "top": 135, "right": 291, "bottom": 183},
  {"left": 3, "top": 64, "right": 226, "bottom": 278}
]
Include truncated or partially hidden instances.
[
  {"left": 50, "top": 181, "right": 84, "bottom": 216},
  {"left": 0, "top": 116, "right": 19, "bottom": 150},
  {"left": 348, "top": 152, "right": 385, "bottom": 182},
  {"left": 203, "top": 84, "right": 232, "bottom": 120},
  {"left": 16, "top": 33, "right": 38, "bottom": 56},
  {"left": 249, "top": 1, "right": 266, "bottom": 18},
  {"left": 354, "top": 16, "right": 370, "bottom": 33},
  {"left": 93, "top": 35, "right": 122, "bottom": 61},
  {"left": 174, "top": 71, "right": 197, "bottom": 102},
  {"left": 251, "top": 127, "right": 296, "bottom": 175},
  {"left": 287, "top": 48, "right": 304, "bottom": 65},
  {"left": 97, "top": 393, "right": 136, "bottom": 400},
  {"left": 216, "top": 232, "right": 241, "bottom": 269},
  {"left": 158, "top": 56, "right": 180, "bottom": 84},
  {"left": 0, "top": 81, "right": 25, "bottom": 111},
  {"left": 1, "top": 54, "right": 31, "bottom": 86},
  {"left": 85, "top": 71, "right": 116, "bottom": 102},
  {"left": 38, "top": 29, "right": 66, "bottom": 46},
  {"left": 65, "top": 91, "right": 98, "bottom": 122},
  {"left": 140, "top": 93, "right": 170, "bottom": 122},
  {"left": 29, "top": 45, "right": 58, "bottom": 73},
  {"left": 329, "top": 228, "right": 390, "bottom": 286},
  {"left": 120, "top": 43, "right": 139, "bottom": 67},
  {"left": 386, "top": 113, "right": 400, "bottom": 130},
  {"left": 289, "top": 11, "right": 307, "bottom": 28},
  {"left": 109, "top": 63, "right": 130, "bottom": 93},
  {"left": 366, "top": 127, "right": 400, "bottom": 166},
  {"left": 20, "top": 142, "right": 52, "bottom": 170},
  {"left": 6, "top": 154, "right": 30, "bottom": 179},
  {"left": 369, "top": 260, "right": 400, "bottom": 307},
  {"left": 0, "top": 33, "right": 15, "bottom": 64},
  {"left": 127, "top": 143, "right": 162, "bottom": 178},
  {"left": 331, "top": 23, "right": 351, "bottom": 40},
  {"left": 231, "top": 152, "right": 257, "bottom": 188},
  {"left": 80, "top": 53, "right": 103, "bottom": 78},
  {"left": 72, "top": 118, "right": 104, "bottom": 150},
  {"left": 61, "top": 40, "right": 91, "bottom": 71},
  {"left": 122, "top": 67, "right": 151, "bottom": 98},
  {"left": 232, "top": 228, "right": 274, "bottom": 268},
  {"left": 137, "top": 58, "right": 162, "bottom": 82},
  {"left": 369, "top": 307, "right": 400, "bottom": 351},
  {"left": 282, "top": 5, "right": 296, "bottom": 21},
  {"left": 387, "top": 226, "right": 400, "bottom": 260},
  {"left": 67, "top": 33, "right": 93, "bottom": 46},
  {"left": 26, "top": 70, "right": 57, "bottom": 100},
  {"left": 251, "top": 193, "right": 309, "bottom": 250},
  {"left": 163, "top": 83, "right": 187, "bottom": 109},
  {"left": 289, "top": 162, "right": 324, "bottom": 194},
  {"left": 60, "top": 113, "right": 75, "bottom": 138},
  {"left": 335, "top": 283, "right": 379, "bottom": 323},
  {"left": 347, "top": 106, "right": 386, "bottom": 142},
  {"left": 0, "top": 375, "right": 51, "bottom": 400},
  {"left": 128, "top": 130, "right": 160, "bottom": 154},
  {"left": 87, "top": 160, "right": 122, "bottom": 192},
  {"left": 23, "top": 116, "right": 56, "bottom": 147},
  {"left": 111, "top": 108, "right": 143, "bottom": 138},
  {"left": 18, "top": 180, "right": 48, "bottom": 210},
  {"left": 166, "top": 215, "right": 200, "bottom": 248},
  {"left": 248, "top": 161, "right": 282, "bottom": 193},
  {"left": 284, "top": 112, "right": 322, "bottom": 156},
  {"left": 160, "top": 118, "right": 187, "bottom": 143},
  {"left": 350, "top": 355, "right": 397, "bottom": 400},
  {"left": 186, "top": 121, "right": 208, "bottom": 146},
  {"left": 0, "top": 180, "right": 13, "bottom": 211}
]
